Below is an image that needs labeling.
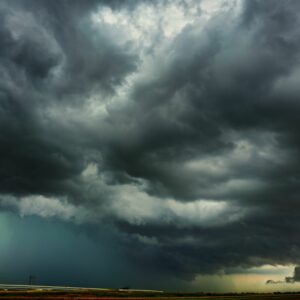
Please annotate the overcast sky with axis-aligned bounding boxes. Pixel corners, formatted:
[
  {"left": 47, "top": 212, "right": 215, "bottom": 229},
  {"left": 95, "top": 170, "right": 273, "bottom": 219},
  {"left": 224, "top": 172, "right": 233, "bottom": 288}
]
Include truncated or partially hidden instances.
[{"left": 1, "top": 0, "right": 300, "bottom": 292}]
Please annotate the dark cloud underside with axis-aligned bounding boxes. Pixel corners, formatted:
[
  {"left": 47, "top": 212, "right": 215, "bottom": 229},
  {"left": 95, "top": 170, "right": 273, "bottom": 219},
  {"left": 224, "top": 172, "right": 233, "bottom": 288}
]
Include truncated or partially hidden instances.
[{"left": 1, "top": 0, "right": 300, "bottom": 287}]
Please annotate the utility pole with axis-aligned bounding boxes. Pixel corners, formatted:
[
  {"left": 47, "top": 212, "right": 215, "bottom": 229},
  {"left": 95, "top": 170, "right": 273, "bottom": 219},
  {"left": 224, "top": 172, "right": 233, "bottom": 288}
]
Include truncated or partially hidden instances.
[{"left": 28, "top": 275, "right": 36, "bottom": 285}]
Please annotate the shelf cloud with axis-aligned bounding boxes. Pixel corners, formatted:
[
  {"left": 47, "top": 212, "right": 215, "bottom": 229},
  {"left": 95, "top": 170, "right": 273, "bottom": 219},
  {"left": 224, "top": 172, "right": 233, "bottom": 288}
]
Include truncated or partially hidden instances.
[{"left": 1, "top": 0, "right": 300, "bottom": 287}]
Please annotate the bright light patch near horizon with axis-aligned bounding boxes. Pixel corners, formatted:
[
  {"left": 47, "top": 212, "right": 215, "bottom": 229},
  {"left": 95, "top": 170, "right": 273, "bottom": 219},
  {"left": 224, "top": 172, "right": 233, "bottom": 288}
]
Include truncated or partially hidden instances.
[{"left": 188, "top": 265, "right": 299, "bottom": 293}]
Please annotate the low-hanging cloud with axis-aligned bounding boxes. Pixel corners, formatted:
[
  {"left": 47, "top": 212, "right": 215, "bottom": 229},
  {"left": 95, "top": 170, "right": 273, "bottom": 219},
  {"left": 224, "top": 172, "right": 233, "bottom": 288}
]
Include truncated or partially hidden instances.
[{"left": 1, "top": 0, "right": 300, "bottom": 284}]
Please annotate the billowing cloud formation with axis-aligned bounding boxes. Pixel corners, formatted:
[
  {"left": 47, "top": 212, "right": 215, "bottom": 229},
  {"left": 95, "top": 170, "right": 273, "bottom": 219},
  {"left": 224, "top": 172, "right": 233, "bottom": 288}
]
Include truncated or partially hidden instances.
[{"left": 1, "top": 0, "right": 300, "bottom": 284}]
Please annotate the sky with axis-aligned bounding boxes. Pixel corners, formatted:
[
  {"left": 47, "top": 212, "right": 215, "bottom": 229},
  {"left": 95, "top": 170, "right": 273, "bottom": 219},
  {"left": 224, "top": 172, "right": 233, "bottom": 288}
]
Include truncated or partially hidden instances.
[{"left": 1, "top": 0, "right": 300, "bottom": 293}]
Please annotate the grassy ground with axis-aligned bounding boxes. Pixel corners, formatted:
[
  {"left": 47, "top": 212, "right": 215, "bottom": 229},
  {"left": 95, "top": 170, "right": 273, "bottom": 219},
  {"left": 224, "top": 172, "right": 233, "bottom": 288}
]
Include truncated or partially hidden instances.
[{"left": 1, "top": 290, "right": 300, "bottom": 299}]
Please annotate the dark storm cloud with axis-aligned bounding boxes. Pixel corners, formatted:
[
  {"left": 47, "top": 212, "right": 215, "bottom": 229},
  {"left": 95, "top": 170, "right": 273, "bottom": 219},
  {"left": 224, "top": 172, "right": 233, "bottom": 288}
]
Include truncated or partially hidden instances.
[
  {"left": 100, "top": 0, "right": 300, "bottom": 200},
  {"left": 100, "top": 0, "right": 300, "bottom": 279},
  {"left": 0, "top": 0, "right": 136, "bottom": 197},
  {"left": 1, "top": 0, "right": 300, "bottom": 286}
]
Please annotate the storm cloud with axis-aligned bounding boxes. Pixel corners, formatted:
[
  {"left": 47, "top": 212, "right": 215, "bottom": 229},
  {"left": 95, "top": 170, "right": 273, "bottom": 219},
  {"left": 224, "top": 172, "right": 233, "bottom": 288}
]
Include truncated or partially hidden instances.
[{"left": 1, "top": 0, "right": 300, "bottom": 288}]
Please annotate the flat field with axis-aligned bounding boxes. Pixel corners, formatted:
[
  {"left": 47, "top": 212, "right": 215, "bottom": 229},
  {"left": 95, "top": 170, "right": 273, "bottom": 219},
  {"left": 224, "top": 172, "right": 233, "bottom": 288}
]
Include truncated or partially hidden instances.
[{"left": 1, "top": 290, "right": 300, "bottom": 300}]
